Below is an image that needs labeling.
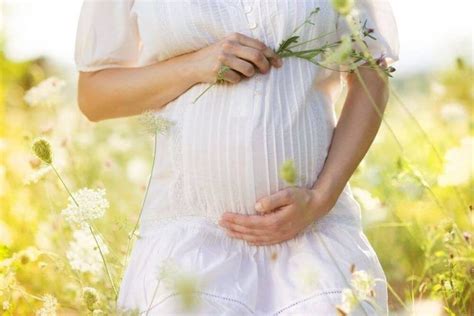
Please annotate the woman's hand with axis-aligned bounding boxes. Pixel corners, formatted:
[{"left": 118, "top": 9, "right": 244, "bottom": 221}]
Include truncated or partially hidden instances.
[
  {"left": 191, "top": 32, "right": 283, "bottom": 85},
  {"left": 218, "top": 187, "right": 334, "bottom": 246}
]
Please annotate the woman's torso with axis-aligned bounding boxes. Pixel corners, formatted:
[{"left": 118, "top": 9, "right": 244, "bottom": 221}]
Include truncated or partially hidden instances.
[{"left": 134, "top": 0, "right": 359, "bottom": 228}]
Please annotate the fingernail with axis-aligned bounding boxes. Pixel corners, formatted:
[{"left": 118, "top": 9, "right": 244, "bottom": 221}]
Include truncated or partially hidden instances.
[
  {"left": 255, "top": 202, "right": 263, "bottom": 212},
  {"left": 277, "top": 58, "right": 283, "bottom": 67}
]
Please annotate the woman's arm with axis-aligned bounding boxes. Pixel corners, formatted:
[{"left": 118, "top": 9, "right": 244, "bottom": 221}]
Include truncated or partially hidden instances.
[
  {"left": 77, "top": 32, "right": 282, "bottom": 122},
  {"left": 218, "top": 63, "right": 390, "bottom": 246},
  {"left": 78, "top": 52, "right": 199, "bottom": 121},
  {"left": 310, "top": 64, "right": 390, "bottom": 208}
]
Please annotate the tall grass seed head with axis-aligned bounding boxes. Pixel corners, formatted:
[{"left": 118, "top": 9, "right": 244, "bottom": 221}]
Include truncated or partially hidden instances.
[
  {"left": 32, "top": 138, "right": 53, "bottom": 164},
  {"left": 331, "top": 0, "right": 354, "bottom": 16},
  {"left": 82, "top": 287, "right": 100, "bottom": 311},
  {"left": 279, "top": 159, "right": 298, "bottom": 186}
]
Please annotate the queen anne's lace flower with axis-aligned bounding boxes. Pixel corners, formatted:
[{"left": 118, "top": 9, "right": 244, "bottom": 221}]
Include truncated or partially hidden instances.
[
  {"left": 24, "top": 77, "right": 65, "bottom": 107},
  {"left": 337, "top": 269, "right": 376, "bottom": 314},
  {"left": 351, "top": 270, "right": 376, "bottom": 300},
  {"left": 138, "top": 110, "right": 175, "bottom": 135},
  {"left": 82, "top": 287, "right": 100, "bottom": 311},
  {"left": 61, "top": 188, "right": 109, "bottom": 228},
  {"left": 36, "top": 294, "right": 58, "bottom": 316},
  {"left": 66, "top": 228, "right": 109, "bottom": 276}
]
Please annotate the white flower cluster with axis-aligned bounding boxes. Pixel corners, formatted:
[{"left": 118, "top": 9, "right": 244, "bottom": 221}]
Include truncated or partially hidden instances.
[
  {"left": 66, "top": 228, "right": 109, "bottom": 276},
  {"left": 138, "top": 110, "right": 175, "bottom": 135},
  {"left": 35, "top": 294, "right": 58, "bottom": 316},
  {"left": 337, "top": 269, "right": 376, "bottom": 315},
  {"left": 438, "top": 136, "right": 474, "bottom": 187},
  {"left": 24, "top": 77, "right": 66, "bottom": 107},
  {"left": 61, "top": 188, "right": 109, "bottom": 228}
]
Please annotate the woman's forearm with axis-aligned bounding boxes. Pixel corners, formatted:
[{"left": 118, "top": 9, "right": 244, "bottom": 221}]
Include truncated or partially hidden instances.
[
  {"left": 311, "top": 65, "right": 390, "bottom": 209},
  {"left": 77, "top": 51, "right": 202, "bottom": 122}
]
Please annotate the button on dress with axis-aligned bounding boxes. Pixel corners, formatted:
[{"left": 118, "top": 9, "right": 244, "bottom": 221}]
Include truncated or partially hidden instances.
[{"left": 75, "top": 0, "right": 399, "bottom": 314}]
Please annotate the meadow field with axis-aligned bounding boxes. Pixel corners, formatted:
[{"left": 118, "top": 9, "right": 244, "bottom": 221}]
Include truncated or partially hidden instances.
[{"left": 0, "top": 29, "right": 473, "bottom": 316}]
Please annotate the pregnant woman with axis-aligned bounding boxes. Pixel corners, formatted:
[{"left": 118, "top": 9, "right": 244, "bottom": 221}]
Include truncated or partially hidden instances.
[{"left": 75, "top": 0, "right": 399, "bottom": 314}]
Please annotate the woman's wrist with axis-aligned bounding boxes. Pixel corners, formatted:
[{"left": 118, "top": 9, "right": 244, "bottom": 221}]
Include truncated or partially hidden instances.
[
  {"left": 310, "top": 177, "right": 344, "bottom": 217},
  {"left": 183, "top": 49, "right": 207, "bottom": 84}
]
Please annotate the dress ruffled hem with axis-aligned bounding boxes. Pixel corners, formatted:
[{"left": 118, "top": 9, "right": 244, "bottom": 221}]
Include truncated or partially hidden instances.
[{"left": 117, "top": 214, "right": 388, "bottom": 315}]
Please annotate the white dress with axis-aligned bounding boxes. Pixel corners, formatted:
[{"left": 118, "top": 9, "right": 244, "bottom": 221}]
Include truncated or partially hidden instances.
[{"left": 75, "top": 0, "right": 399, "bottom": 315}]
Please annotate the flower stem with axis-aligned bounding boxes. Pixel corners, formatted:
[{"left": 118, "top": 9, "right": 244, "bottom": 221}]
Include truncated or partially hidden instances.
[
  {"left": 49, "top": 163, "right": 118, "bottom": 299},
  {"left": 89, "top": 223, "right": 118, "bottom": 299}
]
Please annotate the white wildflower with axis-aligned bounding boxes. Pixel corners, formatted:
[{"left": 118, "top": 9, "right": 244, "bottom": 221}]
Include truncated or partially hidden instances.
[
  {"left": 2, "top": 301, "right": 9, "bottom": 311},
  {"left": 23, "top": 165, "right": 53, "bottom": 185},
  {"left": 336, "top": 269, "right": 376, "bottom": 314},
  {"left": 350, "top": 270, "right": 376, "bottom": 300},
  {"left": 66, "top": 228, "right": 109, "bottom": 275},
  {"left": 322, "top": 34, "right": 353, "bottom": 67},
  {"left": 352, "top": 187, "right": 387, "bottom": 225},
  {"left": 438, "top": 137, "right": 474, "bottom": 186},
  {"left": 24, "top": 77, "right": 65, "bottom": 107},
  {"left": 36, "top": 294, "right": 58, "bottom": 316},
  {"left": 440, "top": 102, "right": 468, "bottom": 123},
  {"left": 61, "top": 188, "right": 109, "bottom": 228},
  {"left": 138, "top": 110, "right": 175, "bottom": 135}
]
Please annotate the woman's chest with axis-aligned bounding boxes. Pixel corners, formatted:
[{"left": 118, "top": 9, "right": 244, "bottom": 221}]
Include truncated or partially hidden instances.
[{"left": 132, "top": 0, "right": 338, "bottom": 62}]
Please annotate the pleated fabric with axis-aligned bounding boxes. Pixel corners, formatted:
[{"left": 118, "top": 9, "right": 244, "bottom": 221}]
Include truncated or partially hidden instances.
[{"left": 75, "top": 0, "right": 399, "bottom": 314}]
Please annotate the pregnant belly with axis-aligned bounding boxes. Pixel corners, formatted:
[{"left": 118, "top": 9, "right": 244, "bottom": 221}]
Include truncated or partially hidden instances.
[{"left": 177, "top": 101, "right": 330, "bottom": 216}]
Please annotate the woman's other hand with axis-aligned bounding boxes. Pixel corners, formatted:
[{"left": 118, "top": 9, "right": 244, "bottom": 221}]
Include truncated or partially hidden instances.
[
  {"left": 218, "top": 187, "right": 334, "bottom": 246},
  {"left": 191, "top": 32, "right": 283, "bottom": 85}
]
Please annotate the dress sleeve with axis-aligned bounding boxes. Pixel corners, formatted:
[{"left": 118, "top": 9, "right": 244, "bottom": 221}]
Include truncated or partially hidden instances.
[
  {"left": 74, "top": 0, "right": 141, "bottom": 72},
  {"left": 335, "top": 0, "right": 400, "bottom": 67}
]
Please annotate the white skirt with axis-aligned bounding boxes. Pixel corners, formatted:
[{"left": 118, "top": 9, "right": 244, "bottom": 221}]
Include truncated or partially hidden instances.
[{"left": 116, "top": 211, "right": 388, "bottom": 316}]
